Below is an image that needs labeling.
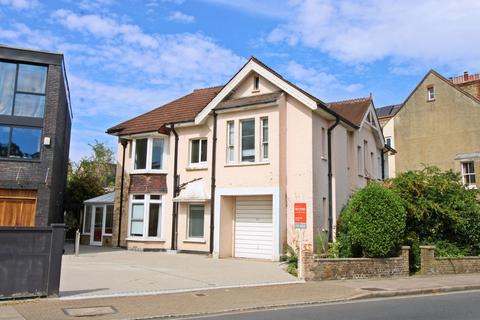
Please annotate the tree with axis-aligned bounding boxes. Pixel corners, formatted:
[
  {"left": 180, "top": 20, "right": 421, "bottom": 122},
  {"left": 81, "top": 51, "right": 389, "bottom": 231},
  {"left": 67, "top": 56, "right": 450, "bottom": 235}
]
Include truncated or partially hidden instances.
[{"left": 64, "top": 141, "right": 116, "bottom": 238}]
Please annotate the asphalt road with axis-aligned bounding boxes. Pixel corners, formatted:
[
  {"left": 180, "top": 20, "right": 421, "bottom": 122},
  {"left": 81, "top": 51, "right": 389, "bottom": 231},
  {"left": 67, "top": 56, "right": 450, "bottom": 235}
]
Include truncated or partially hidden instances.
[{"left": 183, "top": 291, "right": 480, "bottom": 320}]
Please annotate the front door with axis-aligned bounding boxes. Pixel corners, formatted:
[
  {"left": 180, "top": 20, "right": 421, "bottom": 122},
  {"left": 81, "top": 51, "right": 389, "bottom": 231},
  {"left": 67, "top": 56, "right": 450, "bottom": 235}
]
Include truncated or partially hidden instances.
[{"left": 91, "top": 206, "right": 104, "bottom": 246}]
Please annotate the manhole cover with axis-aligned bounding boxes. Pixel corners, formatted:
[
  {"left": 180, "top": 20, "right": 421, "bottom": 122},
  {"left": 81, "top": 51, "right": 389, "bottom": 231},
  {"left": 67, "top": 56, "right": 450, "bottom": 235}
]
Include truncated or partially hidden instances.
[
  {"left": 361, "top": 287, "right": 387, "bottom": 291},
  {"left": 63, "top": 306, "right": 117, "bottom": 317}
]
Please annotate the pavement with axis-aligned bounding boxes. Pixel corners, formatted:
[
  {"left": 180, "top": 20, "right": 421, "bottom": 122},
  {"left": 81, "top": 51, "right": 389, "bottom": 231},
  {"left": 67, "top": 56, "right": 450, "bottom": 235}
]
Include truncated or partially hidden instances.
[
  {"left": 60, "top": 244, "right": 298, "bottom": 299},
  {"left": 1, "top": 273, "right": 480, "bottom": 320}
]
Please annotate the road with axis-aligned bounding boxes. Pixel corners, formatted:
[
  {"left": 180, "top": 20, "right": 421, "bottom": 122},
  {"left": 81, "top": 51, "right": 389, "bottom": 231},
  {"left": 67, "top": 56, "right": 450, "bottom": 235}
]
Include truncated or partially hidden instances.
[{"left": 181, "top": 291, "right": 480, "bottom": 320}]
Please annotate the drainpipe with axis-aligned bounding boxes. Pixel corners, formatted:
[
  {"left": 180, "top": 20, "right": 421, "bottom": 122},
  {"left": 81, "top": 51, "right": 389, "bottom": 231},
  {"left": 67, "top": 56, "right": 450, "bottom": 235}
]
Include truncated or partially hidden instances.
[
  {"left": 209, "top": 111, "right": 218, "bottom": 254},
  {"left": 327, "top": 117, "right": 340, "bottom": 242},
  {"left": 381, "top": 149, "right": 385, "bottom": 180},
  {"left": 117, "top": 138, "right": 128, "bottom": 247},
  {"left": 171, "top": 125, "right": 179, "bottom": 251}
]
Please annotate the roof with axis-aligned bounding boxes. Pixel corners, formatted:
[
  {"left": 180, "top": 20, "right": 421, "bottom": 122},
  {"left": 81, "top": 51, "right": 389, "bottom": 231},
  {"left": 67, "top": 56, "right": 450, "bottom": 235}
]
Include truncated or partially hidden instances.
[
  {"left": 106, "top": 86, "right": 223, "bottom": 135},
  {"left": 327, "top": 97, "right": 372, "bottom": 127},
  {"left": 215, "top": 92, "right": 282, "bottom": 111},
  {"left": 376, "top": 104, "right": 402, "bottom": 119},
  {"left": 84, "top": 192, "right": 115, "bottom": 204}
]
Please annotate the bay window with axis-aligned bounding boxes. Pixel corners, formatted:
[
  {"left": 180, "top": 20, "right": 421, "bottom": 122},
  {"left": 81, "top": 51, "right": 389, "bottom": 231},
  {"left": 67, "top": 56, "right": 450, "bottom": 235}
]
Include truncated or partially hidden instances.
[
  {"left": 133, "top": 137, "right": 165, "bottom": 171},
  {"left": 190, "top": 138, "right": 207, "bottom": 164},
  {"left": 129, "top": 194, "right": 163, "bottom": 238},
  {"left": 188, "top": 204, "right": 205, "bottom": 239},
  {"left": 241, "top": 119, "right": 255, "bottom": 162}
]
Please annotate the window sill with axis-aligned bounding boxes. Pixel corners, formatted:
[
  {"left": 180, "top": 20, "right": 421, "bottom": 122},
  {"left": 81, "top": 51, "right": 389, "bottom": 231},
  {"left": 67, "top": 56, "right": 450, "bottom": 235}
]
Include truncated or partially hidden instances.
[
  {"left": 126, "top": 237, "right": 166, "bottom": 242},
  {"left": 183, "top": 238, "right": 206, "bottom": 243},
  {"left": 186, "top": 164, "right": 208, "bottom": 171},
  {"left": 131, "top": 169, "right": 167, "bottom": 175},
  {"left": 427, "top": 99, "right": 435, "bottom": 102},
  {"left": 251, "top": 89, "right": 260, "bottom": 94},
  {"left": 225, "top": 161, "right": 270, "bottom": 167},
  {"left": 321, "top": 156, "right": 327, "bottom": 161}
]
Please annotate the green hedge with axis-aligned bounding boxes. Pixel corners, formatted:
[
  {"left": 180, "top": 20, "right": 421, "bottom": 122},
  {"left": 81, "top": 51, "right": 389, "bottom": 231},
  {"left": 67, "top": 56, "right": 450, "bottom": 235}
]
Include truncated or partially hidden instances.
[{"left": 338, "top": 183, "right": 406, "bottom": 258}]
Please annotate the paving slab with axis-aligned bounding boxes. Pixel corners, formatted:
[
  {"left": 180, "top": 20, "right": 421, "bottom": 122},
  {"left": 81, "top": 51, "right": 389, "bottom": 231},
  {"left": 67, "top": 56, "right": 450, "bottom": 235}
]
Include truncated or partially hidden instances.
[
  {"left": 3, "top": 273, "right": 480, "bottom": 320},
  {"left": 60, "top": 245, "right": 298, "bottom": 299}
]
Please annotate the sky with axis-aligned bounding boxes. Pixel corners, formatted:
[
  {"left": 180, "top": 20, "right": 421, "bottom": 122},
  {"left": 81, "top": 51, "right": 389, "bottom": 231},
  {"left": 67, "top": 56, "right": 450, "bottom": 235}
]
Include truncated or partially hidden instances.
[{"left": 0, "top": 0, "right": 479, "bottom": 161}]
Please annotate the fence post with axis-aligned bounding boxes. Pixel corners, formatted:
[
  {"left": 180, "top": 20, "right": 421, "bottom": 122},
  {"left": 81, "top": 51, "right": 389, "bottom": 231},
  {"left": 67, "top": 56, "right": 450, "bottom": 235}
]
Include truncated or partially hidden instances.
[
  {"left": 47, "top": 224, "right": 65, "bottom": 296},
  {"left": 400, "top": 246, "right": 410, "bottom": 275}
]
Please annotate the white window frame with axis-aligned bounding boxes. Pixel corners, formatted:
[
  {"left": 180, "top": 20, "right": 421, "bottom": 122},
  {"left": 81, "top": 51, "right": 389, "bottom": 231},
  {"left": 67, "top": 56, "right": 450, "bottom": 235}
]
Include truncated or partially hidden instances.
[
  {"left": 132, "top": 136, "right": 167, "bottom": 173},
  {"left": 227, "top": 121, "right": 235, "bottom": 163},
  {"left": 385, "top": 136, "right": 393, "bottom": 148},
  {"left": 82, "top": 205, "right": 92, "bottom": 234},
  {"left": 427, "top": 86, "right": 435, "bottom": 101},
  {"left": 187, "top": 204, "right": 205, "bottom": 240},
  {"left": 240, "top": 118, "right": 256, "bottom": 163},
  {"left": 461, "top": 161, "right": 476, "bottom": 187},
  {"left": 127, "top": 194, "right": 165, "bottom": 240},
  {"left": 260, "top": 117, "right": 269, "bottom": 161},
  {"left": 104, "top": 204, "right": 114, "bottom": 236},
  {"left": 189, "top": 138, "right": 208, "bottom": 167}
]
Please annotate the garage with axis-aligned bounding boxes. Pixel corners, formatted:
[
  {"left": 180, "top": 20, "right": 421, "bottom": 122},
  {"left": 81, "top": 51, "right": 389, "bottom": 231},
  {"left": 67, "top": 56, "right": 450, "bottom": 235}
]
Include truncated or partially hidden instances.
[{"left": 234, "top": 196, "right": 273, "bottom": 259}]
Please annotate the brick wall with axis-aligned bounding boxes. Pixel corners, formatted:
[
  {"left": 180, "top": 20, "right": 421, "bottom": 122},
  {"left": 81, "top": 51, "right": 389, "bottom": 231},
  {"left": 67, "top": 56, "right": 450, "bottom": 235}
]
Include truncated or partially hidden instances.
[
  {"left": 302, "top": 246, "right": 410, "bottom": 280},
  {"left": 420, "top": 246, "right": 480, "bottom": 275}
]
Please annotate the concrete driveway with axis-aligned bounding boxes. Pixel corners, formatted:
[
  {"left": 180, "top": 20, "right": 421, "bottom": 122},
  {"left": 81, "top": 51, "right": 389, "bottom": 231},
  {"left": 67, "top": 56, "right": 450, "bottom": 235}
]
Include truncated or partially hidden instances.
[{"left": 60, "top": 245, "right": 299, "bottom": 299}]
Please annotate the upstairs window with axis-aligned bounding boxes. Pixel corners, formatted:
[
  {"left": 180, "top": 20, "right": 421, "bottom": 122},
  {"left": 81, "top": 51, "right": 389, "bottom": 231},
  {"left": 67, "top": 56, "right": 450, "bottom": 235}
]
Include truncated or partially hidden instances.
[
  {"left": 462, "top": 161, "right": 476, "bottom": 186},
  {"left": 0, "top": 125, "right": 42, "bottom": 160},
  {"left": 0, "top": 62, "right": 47, "bottom": 118},
  {"left": 190, "top": 138, "right": 207, "bottom": 164},
  {"left": 261, "top": 117, "right": 269, "bottom": 160},
  {"left": 227, "top": 121, "right": 235, "bottom": 162},
  {"left": 241, "top": 119, "right": 255, "bottom": 162},
  {"left": 427, "top": 85, "right": 435, "bottom": 101},
  {"left": 134, "top": 137, "right": 165, "bottom": 171},
  {"left": 386, "top": 136, "right": 392, "bottom": 147}
]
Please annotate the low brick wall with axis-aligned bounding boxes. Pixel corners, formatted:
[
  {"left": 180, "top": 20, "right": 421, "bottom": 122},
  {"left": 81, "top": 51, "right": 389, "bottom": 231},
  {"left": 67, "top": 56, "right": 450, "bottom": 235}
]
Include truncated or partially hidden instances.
[
  {"left": 302, "top": 246, "right": 410, "bottom": 280},
  {"left": 420, "top": 246, "right": 480, "bottom": 275}
]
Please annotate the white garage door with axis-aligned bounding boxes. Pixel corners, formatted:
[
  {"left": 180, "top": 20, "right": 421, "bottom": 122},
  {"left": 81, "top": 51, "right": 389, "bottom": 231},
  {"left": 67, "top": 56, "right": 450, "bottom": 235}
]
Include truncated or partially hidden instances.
[{"left": 235, "top": 197, "right": 273, "bottom": 259}]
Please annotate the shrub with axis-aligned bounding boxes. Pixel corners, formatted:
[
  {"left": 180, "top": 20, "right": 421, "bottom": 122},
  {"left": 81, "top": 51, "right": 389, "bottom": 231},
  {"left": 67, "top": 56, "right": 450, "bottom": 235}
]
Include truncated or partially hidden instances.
[
  {"left": 284, "top": 245, "right": 298, "bottom": 276},
  {"left": 339, "top": 183, "right": 407, "bottom": 258},
  {"left": 314, "top": 231, "right": 329, "bottom": 255}
]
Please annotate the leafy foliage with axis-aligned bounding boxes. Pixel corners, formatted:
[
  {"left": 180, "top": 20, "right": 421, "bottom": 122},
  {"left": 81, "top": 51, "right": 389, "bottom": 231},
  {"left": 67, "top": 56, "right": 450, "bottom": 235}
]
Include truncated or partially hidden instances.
[
  {"left": 338, "top": 183, "right": 407, "bottom": 258},
  {"left": 387, "top": 167, "right": 480, "bottom": 258},
  {"left": 284, "top": 245, "right": 298, "bottom": 276},
  {"left": 64, "top": 141, "right": 116, "bottom": 238}
]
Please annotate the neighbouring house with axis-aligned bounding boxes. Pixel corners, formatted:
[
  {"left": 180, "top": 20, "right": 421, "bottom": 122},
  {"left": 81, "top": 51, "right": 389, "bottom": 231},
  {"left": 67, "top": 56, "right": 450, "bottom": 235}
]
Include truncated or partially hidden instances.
[
  {"left": 379, "top": 70, "right": 480, "bottom": 187},
  {"left": 0, "top": 45, "right": 72, "bottom": 227},
  {"left": 81, "top": 192, "right": 115, "bottom": 246},
  {"left": 106, "top": 57, "right": 388, "bottom": 260}
]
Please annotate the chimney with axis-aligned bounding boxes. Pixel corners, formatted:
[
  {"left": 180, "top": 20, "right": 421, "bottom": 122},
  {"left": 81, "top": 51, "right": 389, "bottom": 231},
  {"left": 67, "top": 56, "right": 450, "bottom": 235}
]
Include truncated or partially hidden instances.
[
  {"left": 464, "top": 71, "right": 469, "bottom": 82},
  {"left": 454, "top": 76, "right": 459, "bottom": 84},
  {"left": 475, "top": 74, "right": 479, "bottom": 80},
  {"left": 448, "top": 77, "right": 453, "bottom": 83}
]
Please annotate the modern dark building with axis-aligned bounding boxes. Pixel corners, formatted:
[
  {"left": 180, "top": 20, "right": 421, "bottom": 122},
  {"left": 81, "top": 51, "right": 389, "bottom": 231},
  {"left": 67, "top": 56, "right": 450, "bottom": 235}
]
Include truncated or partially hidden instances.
[{"left": 0, "top": 45, "right": 72, "bottom": 227}]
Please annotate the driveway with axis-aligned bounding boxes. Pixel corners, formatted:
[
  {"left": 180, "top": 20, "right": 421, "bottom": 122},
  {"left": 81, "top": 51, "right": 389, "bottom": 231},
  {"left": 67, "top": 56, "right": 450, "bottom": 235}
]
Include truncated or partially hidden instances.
[{"left": 60, "top": 245, "right": 299, "bottom": 299}]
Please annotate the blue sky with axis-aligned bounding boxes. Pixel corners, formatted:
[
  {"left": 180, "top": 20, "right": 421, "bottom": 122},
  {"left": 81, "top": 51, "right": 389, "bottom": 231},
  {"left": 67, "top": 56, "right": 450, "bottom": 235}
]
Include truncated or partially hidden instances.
[{"left": 0, "top": 0, "right": 479, "bottom": 161}]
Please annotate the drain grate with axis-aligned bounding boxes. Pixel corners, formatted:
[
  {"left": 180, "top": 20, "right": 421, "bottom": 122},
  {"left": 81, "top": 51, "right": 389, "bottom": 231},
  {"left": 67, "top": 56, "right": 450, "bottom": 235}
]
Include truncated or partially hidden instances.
[
  {"left": 63, "top": 306, "right": 117, "bottom": 317},
  {"left": 361, "top": 287, "right": 387, "bottom": 291}
]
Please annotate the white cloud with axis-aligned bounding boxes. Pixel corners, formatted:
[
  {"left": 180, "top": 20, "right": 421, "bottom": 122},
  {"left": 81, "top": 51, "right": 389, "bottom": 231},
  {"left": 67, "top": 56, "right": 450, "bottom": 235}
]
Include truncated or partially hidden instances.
[
  {"left": 283, "top": 61, "right": 363, "bottom": 101},
  {"left": 77, "top": 0, "right": 114, "bottom": 11},
  {"left": 0, "top": 0, "right": 38, "bottom": 10},
  {"left": 167, "top": 11, "right": 195, "bottom": 23},
  {"left": 267, "top": 0, "right": 480, "bottom": 70}
]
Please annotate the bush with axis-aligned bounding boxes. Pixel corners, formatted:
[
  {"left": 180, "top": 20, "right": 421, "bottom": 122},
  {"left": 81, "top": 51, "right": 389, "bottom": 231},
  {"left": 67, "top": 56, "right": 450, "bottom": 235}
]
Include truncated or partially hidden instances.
[
  {"left": 284, "top": 245, "right": 298, "bottom": 276},
  {"left": 339, "top": 183, "right": 407, "bottom": 258},
  {"left": 387, "top": 166, "right": 480, "bottom": 263}
]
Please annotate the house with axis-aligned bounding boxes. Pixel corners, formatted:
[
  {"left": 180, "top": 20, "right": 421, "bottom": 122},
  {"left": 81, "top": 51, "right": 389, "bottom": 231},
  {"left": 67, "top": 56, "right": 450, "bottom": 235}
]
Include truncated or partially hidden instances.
[
  {"left": 81, "top": 192, "right": 115, "bottom": 246},
  {"left": 379, "top": 70, "right": 480, "bottom": 187},
  {"left": 0, "top": 45, "right": 72, "bottom": 227},
  {"left": 105, "top": 57, "right": 387, "bottom": 260}
]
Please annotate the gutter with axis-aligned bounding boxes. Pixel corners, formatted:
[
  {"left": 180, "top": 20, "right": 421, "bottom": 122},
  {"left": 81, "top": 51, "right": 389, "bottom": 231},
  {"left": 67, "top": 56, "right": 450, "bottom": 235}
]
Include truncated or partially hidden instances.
[
  {"left": 327, "top": 117, "right": 340, "bottom": 242},
  {"left": 171, "top": 124, "right": 180, "bottom": 251},
  {"left": 209, "top": 111, "right": 218, "bottom": 254},
  {"left": 117, "top": 138, "right": 129, "bottom": 247}
]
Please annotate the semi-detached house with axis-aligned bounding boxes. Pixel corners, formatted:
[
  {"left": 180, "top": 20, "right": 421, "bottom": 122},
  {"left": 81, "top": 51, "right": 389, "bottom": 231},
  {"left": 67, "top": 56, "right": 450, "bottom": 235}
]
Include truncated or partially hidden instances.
[{"left": 100, "top": 57, "right": 388, "bottom": 260}]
